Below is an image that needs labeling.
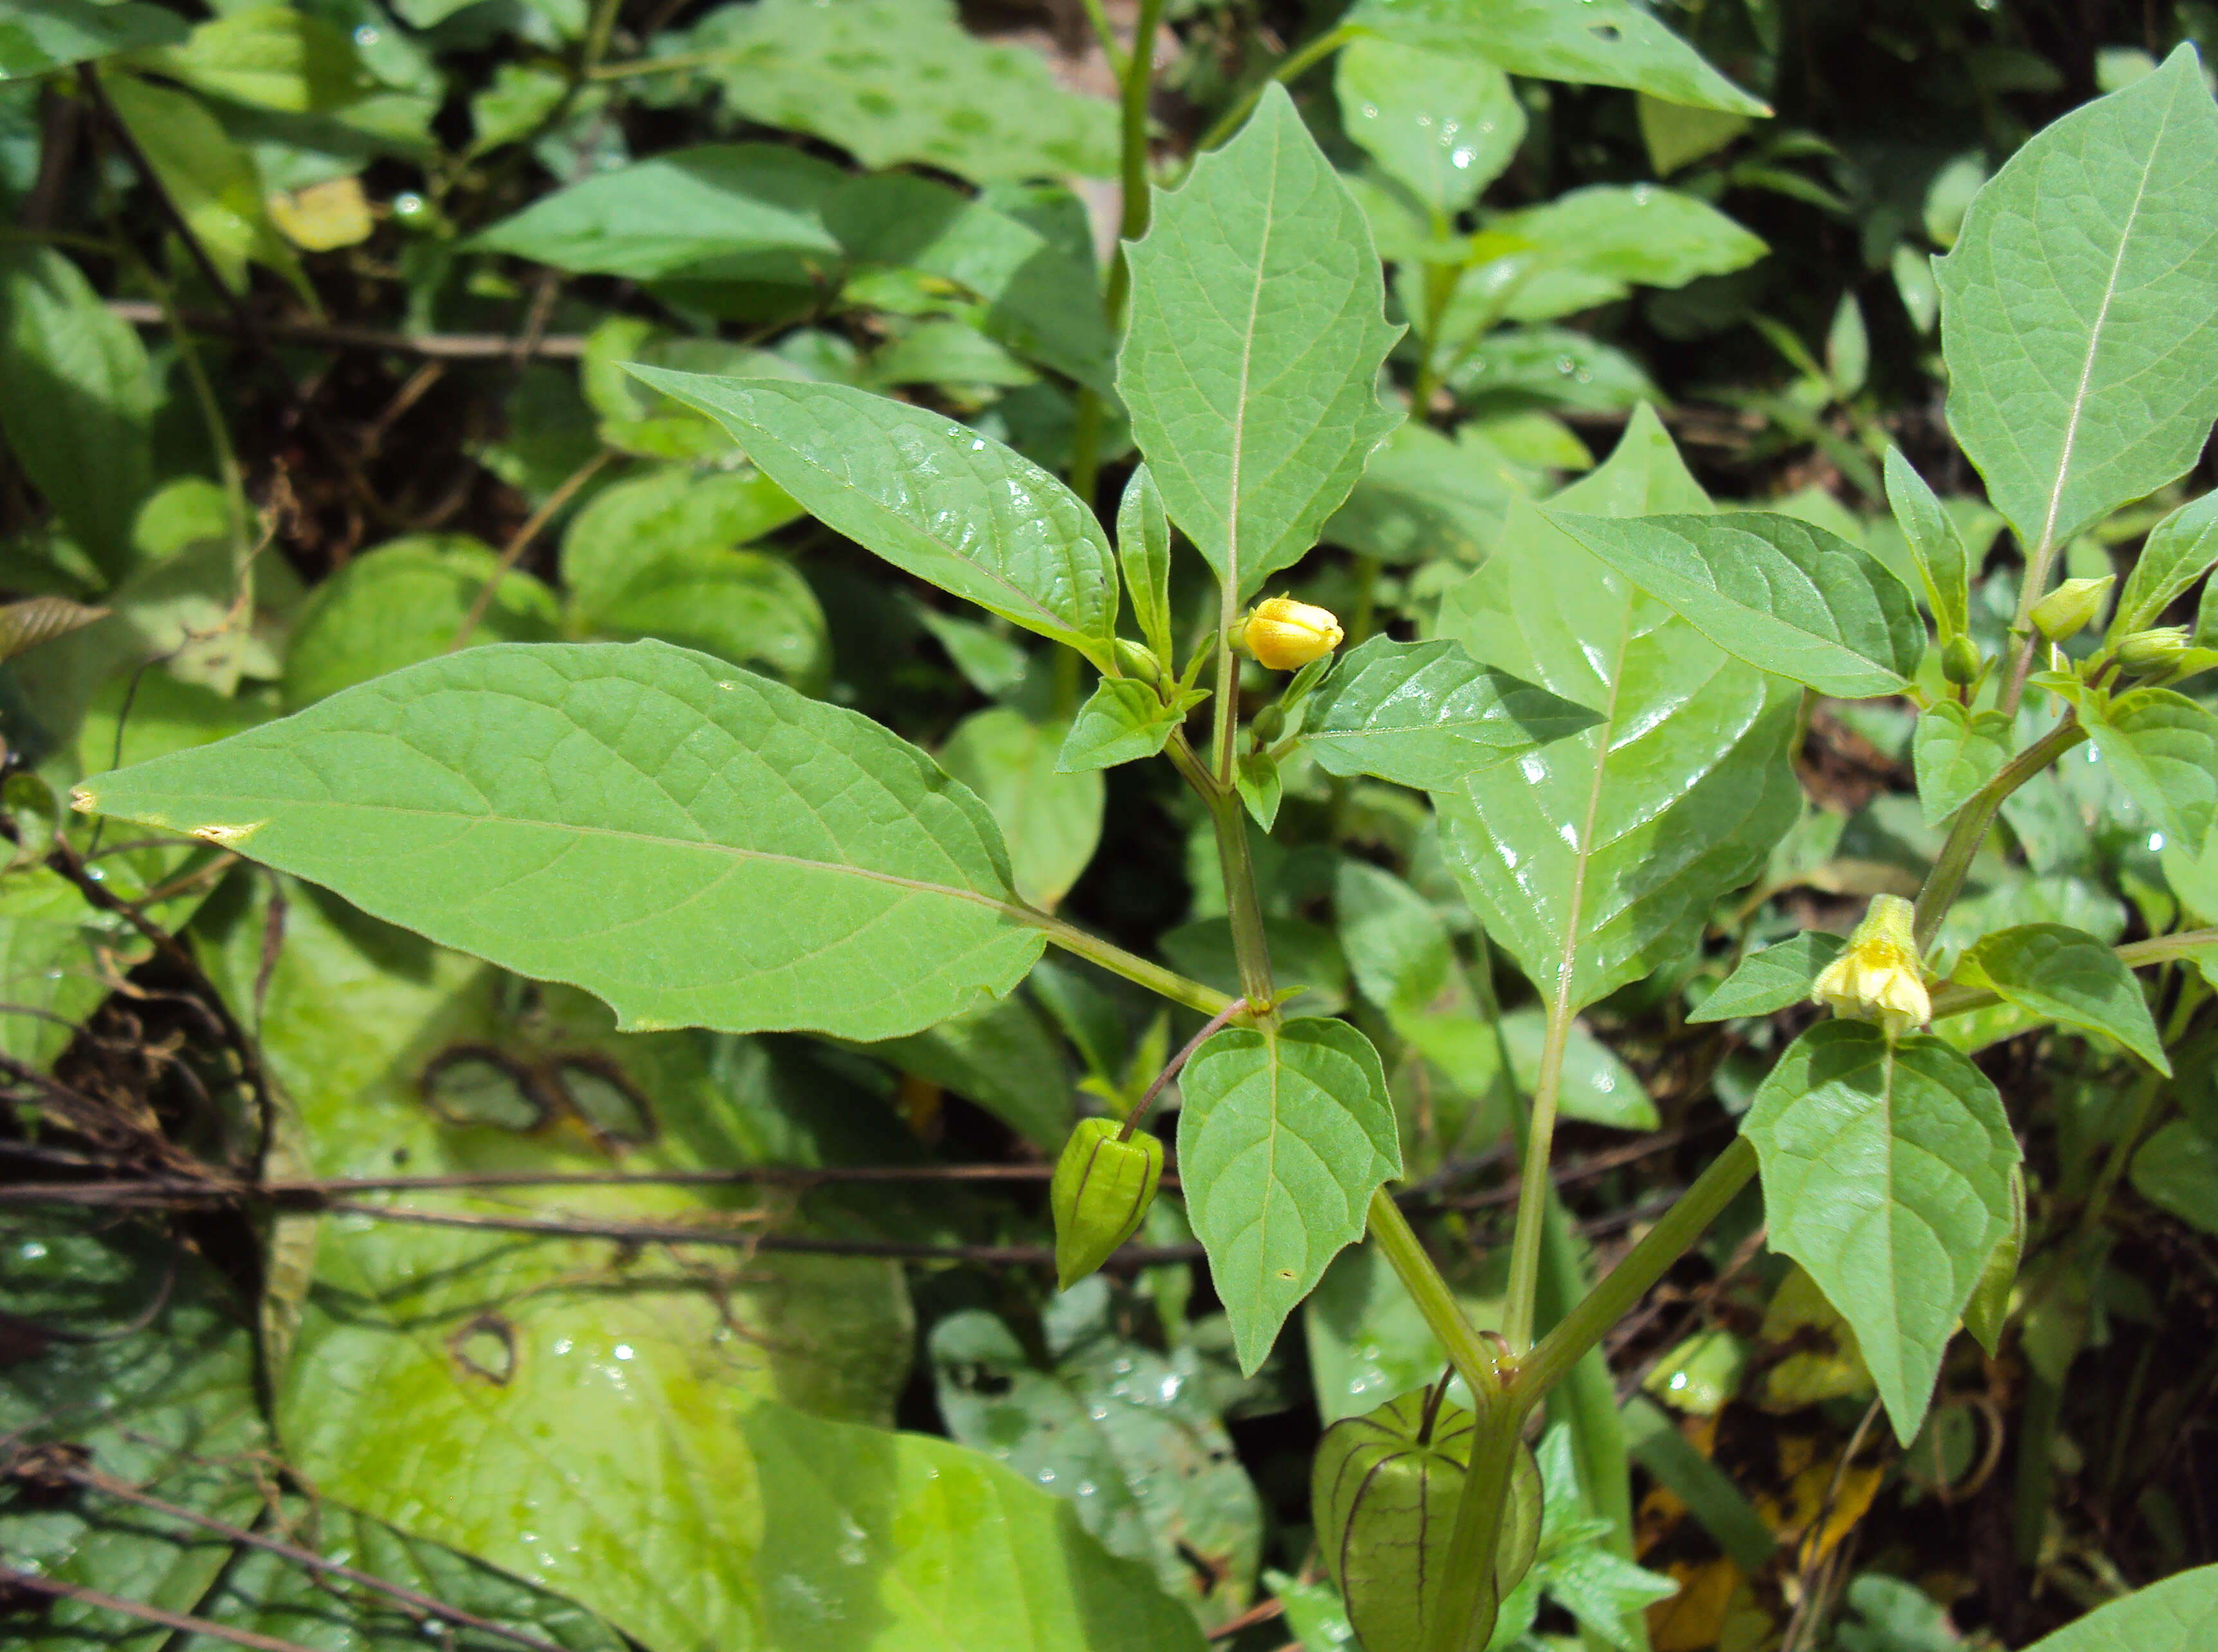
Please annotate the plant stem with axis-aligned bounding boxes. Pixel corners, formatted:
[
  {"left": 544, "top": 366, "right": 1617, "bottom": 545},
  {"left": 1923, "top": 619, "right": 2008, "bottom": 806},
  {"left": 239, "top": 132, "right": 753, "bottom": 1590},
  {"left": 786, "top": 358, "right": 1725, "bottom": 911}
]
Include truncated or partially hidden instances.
[
  {"left": 1207, "top": 787, "right": 1276, "bottom": 1009},
  {"left": 1189, "top": 23, "right": 1357, "bottom": 158},
  {"left": 1501, "top": 988, "right": 1577, "bottom": 1352},
  {"left": 1422, "top": 1396, "right": 1525, "bottom": 1652},
  {"left": 1365, "top": 1188, "right": 1503, "bottom": 1402},
  {"left": 1514, "top": 1138, "right": 1759, "bottom": 1406},
  {"left": 1911, "top": 714, "right": 2087, "bottom": 951},
  {"left": 1068, "top": 0, "right": 1165, "bottom": 505},
  {"left": 1078, "top": 0, "right": 1128, "bottom": 78},
  {"left": 1022, "top": 908, "right": 1233, "bottom": 1017},
  {"left": 1120, "top": 997, "right": 1250, "bottom": 1140}
]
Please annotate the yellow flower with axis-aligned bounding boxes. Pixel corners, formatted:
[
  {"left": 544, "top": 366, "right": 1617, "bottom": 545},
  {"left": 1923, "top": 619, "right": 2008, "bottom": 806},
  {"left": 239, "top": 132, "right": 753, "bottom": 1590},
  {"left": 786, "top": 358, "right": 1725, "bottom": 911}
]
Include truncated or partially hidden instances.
[
  {"left": 1239, "top": 596, "right": 1343, "bottom": 670},
  {"left": 1811, "top": 894, "right": 1930, "bottom": 1040}
]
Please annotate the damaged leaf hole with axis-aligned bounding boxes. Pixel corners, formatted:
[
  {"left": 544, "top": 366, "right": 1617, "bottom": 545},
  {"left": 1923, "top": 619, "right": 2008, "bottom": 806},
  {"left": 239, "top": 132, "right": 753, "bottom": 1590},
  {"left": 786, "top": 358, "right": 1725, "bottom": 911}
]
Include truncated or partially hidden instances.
[
  {"left": 447, "top": 1312, "right": 517, "bottom": 1385},
  {"left": 418, "top": 1044, "right": 657, "bottom": 1150}
]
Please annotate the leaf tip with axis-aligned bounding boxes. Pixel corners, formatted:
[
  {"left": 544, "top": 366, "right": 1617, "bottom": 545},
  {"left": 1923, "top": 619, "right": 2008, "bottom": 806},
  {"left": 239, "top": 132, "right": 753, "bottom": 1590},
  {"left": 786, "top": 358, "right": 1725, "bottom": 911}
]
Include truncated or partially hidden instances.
[{"left": 68, "top": 786, "right": 96, "bottom": 815}]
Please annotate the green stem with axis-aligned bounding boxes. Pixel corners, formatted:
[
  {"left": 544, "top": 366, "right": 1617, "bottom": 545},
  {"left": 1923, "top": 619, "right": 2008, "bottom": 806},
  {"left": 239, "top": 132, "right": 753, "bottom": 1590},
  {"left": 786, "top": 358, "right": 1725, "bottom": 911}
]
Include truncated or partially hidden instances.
[
  {"left": 1514, "top": 1139, "right": 1759, "bottom": 1406},
  {"left": 1189, "top": 23, "right": 1357, "bottom": 158},
  {"left": 1422, "top": 1396, "right": 1525, "bottom": 1652},
  {"left": 1078, "top": 0, "right": 1128, "bottom": 78},
  {"left": 1501, "top": 989, "right": 1577, "bottom": 1352},
  {"left": 1023, "top": 908, "right": 1232, "bottom": 1017},
  {"left": 1911, "top": 715, "right": 2086, "bottom": 951},
  {"left": 1207, "top": 788, "right": 1276, "bottom": 1009},
  {"left": 1365, "top": 1189, "right": 1502, "bottom": 1402}
]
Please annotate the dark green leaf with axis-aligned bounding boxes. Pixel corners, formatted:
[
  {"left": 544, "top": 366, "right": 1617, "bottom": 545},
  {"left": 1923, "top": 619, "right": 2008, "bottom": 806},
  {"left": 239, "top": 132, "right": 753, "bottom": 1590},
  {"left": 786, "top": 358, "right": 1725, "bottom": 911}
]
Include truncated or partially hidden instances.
[
  {"left": 1548, "top": 510, "right": 1925, "bottom": 697},
  {"left": 0, "top": 244, "right": 154, "bottom": 580},
  {"left": 2130, "top": 1118, "right": 2218, "bottom": 1237},
  {"left": 1883, "top": 446, "right": 1971, "bottom": 640},
  {"left": 631, "top": 371, "right": 1122, "bottom": 662},
  {"left": 2114, "top": 490, "right": 2218, "bottom": 638},
  {"left": 1347, "top": 0, "right": 1767, "bottom": 116},
  {"left": 0, "top": 0, "right": 185, "bottom": 79},
  {"left": 1689, "top": 931, "right": 1848, "bottom": 1022},
  {"left": 1955, "top": 922, "right": 2168, "bottom": 1071},
  {"left": 1300, "top": 635, "right": 1599, "bottom": 790},
  {"left": 1914, "top": 702, "right": 2015, "bottom": 827}
]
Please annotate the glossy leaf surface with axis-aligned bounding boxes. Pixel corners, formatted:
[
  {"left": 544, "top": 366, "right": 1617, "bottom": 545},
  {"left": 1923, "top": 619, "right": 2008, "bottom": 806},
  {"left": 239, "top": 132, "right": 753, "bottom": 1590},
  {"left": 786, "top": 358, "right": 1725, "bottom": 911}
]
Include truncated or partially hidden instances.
[
  {"left": 78, "top": 642, "right": 1046, "bottom": 1041},
  {"left": 1689, "top": 931, "right": 1849, "bottom": 1022},
  {"left": 1436, "top": 410, "right": 1801, "bottom": 1013},
  {"left": 1335, "top": 37, "right": 1525, "bottom": 215},
  {"left": 1346, "top": 0, "right": 1767, "bottom": 116},
  {"left": 1955, "top": 922, "right": 2168, "bottom": 1071},
  {"left": 1178, "top": 1018, "right": 1402, "bottom": 1373},
  {"left": 1121, "top": 85, "right": 1402, "bottom": 598},
  {"left": 2082, "top": 686, "right": 2218, "bottom": 849},
  {"left": 1300, "top": 636, "right": 1598, "bottom": 791},
  {"left": 632, "top": 371, "right": 1121, "bottom": 659},
  {"left": 1743, "top": 1022, "right": 2022, "bottom": 1442},
  {"left": 1549, "top": 511, "right": 1924, "bottom": 698}
]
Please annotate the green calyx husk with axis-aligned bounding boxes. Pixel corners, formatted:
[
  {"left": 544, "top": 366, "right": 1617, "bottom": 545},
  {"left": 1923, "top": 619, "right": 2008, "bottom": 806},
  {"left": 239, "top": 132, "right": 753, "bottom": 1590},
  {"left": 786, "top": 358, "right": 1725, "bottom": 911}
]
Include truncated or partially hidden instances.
[
  {"left": 1050, "top": 1116, "right": 1164, "bottom": 1290},
  {"left": 1312, "top": 1385, "right": 1543, "bottom": 1652}
]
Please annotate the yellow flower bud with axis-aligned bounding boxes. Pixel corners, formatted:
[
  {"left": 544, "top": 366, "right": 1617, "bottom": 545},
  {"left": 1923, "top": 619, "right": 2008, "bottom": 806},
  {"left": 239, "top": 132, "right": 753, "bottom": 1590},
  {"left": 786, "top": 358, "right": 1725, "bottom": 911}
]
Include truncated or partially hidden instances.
[
  {"left": 1811, "top": 894, "right": 1931, "bottom": 1040},
  {"left": 1238, "top": 596, "right": 1344, "bottom": 671}
]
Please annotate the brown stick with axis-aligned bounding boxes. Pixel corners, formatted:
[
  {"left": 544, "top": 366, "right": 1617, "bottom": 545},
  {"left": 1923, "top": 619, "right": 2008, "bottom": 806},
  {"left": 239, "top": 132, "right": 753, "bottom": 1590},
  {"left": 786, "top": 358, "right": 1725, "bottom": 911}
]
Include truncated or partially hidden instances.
[
  {"left": 21, "top": 1464, "right": 576, "bottom": 1652},
  {"left": 0, "top": 1568, "right": 325, "bottom": 1652},
  {"left": 106, "top": 301, "right": 587, "bottom": 361}
]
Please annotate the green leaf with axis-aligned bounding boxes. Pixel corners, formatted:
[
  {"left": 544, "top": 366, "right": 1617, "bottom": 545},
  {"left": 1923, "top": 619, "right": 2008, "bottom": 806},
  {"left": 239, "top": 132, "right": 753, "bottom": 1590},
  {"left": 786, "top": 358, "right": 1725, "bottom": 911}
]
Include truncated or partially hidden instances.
[
  {"left": 1488, "top": 185, "right": 1768, "bottom": 305},
  {"left": 141, "top": 6, "right": 374, "bottom": 115},
  {"left": 0, "top": 0, "right": 184, "bottom": 79},
  {"left": 1689, "top": 931, "right": 1848, "bottom": 1022},
  {"left": 1398, "top": 1004, "right": 1656, "bottom": 1131},
  {"left": 1335, "top": 858, "right": 1453, "bottom": 1020},
  {"left": 1322, "top": 420, "right": 1528, "bottom": 566},
  {"left": 690, "top": 0, "right": 1116, "bottom": 183},
  {"left": 1117, "top": 465, "right": 1176, "bottom": 665},
  {"left": 1303, "top": 1244, "right": 1491, "bottom": 1424},
  {"left": 1177, "top": 1017, "right": 1402, "bottom": 1373},
  {"left": 102, "top": 70, "right": 302, "bottom": 297},
  {"left": 862, "top": 990, "right": 1074, "bottom": 1150},
  {"left": 1121, "top": 84, "right": 1402, "bottom": 600},
  {"left": 740, "top": 1401, "right": 1209, "bottom": 1652},
  {"left": 940, "top": 708, "right": 1104, "bottom": 910},
  {"left": 1914, "top": 702, "right": 2015, "bottom": 826},
  {"left": 0, "top": 244, "right": 154, "bottom": 581},
  {"left": 1742, "top": 1021, "right": 2022, "bottom": 1443},
  {"left": 1883, "top": 446, "right": 1972, "bottom": 641},
  {"left": 1638, "top": 95, "right": 1750, "bottom": 175},
  {"left": 1347, "top": 0, "right": 1767, "bottom": 116},
  {"left": 1964, "top": 1163, "right": 2026, "bottom": 1357},
  {"left": 919, "top": 605, "right": 1033, "bottom": 698},
  {"left": 931, "top": 1282, "right": 1264, "bottom": 1629},
  {"left": 1622, "top": 1397, "right": 1777, "bottom": 1574},
  {"left": 1235, "top": 750, "right": 1282, "bottom": 831},
  {"left": 1299, "top": 635, "right": 1599, "bottom": 791},
  {"left": 1938, "top": 46, "right": 2218, "bottom": 553},
  {"left": 631, "top": 371, "right": 1121, "bottom": 662},
  {"left": 77, "top": 641, "right": 1049, "bottom": 1042},
  {"left": 280, "top": 535, "right": 561, "bottom": 710},
  {"left": 1436, "top": 411, "right": 1801, "bottom": 1014},
  {"left": 2017, "top": 1565, "right": 2218, "bottom": 1652},
  {"left": 580, "top": 544, "right": 829, "bottom": 693},
  {"left": 1954, "top": 922, "right": 2169, "bottom": 1072},
  {"left": 2082, "top": 686, "right": 2218, "bottom": 848},
  {"left": 2114, "top": 490, "right": 2218, "bottom": 638},
  {"left": 1058, "top": 677, "right": 1197, "bottom": 772},
  {"left": 1335, "top": 37, "right": 1525, "bottom": 216},
  {"left": 2130, "top": 1117, "right": 2218, "bottom": 1237},
  {"left": 472, "top": 142, "right": 847, "bottom": 285},
  {"left": 1449, "top": 326, "right": 1659, "bottom": 414},
  {"left": 1548, "top": 511, "right": 1925, "bottom": 698},
  {"left": 559, "top": 464, "right": 803, "bottom": 614}
]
